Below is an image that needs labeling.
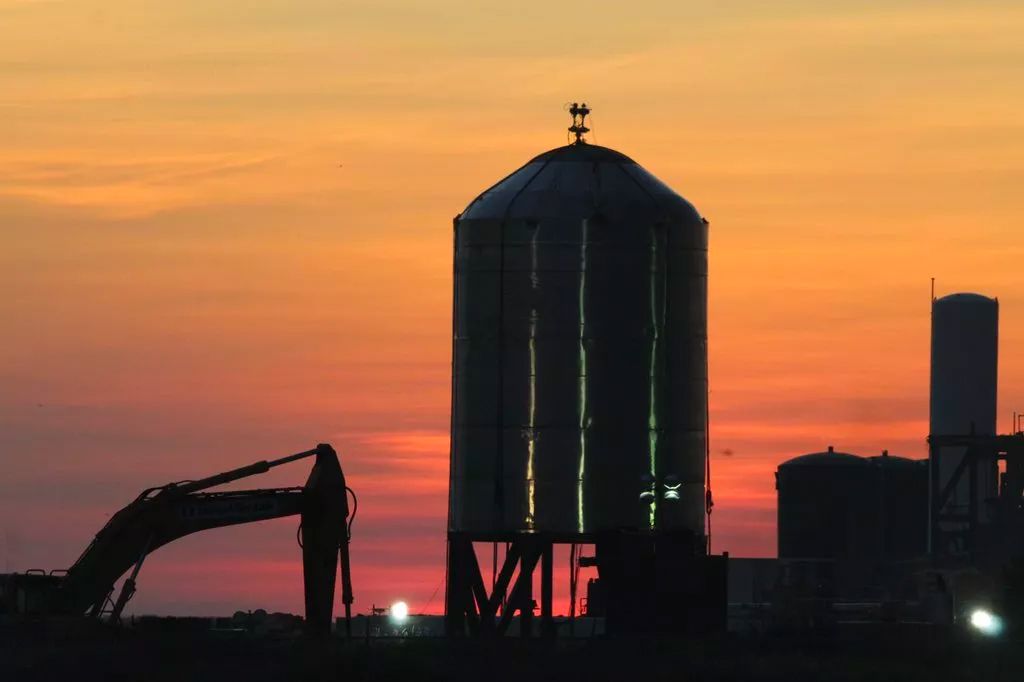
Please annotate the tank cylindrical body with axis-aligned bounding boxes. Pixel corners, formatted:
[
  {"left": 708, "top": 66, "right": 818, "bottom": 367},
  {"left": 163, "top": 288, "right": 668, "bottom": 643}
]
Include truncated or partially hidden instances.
[
  {"left": 776, "top": 448, "right": 879, "bottom": 559},
  {"left": 777, "top": 448, "right": 929, "bottom": 560},
  {"left": 929, "top": 293, "right": 999, "bottom": 523},
  {"left": 870, "top": 453, "right": 928, "bottom": 559},
  {"left": 449, "top": 144, "right": 708, "bottom": 537}
]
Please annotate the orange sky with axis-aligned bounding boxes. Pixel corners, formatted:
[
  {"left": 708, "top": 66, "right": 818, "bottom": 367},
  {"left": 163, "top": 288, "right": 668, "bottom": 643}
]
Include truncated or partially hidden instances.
[{"left": 2, "top": 0, "right": 1024, "bottom": 616}]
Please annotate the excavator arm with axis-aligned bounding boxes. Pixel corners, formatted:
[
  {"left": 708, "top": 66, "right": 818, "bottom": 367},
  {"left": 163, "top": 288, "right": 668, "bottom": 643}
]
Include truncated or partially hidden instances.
[
  {"left": 45, "top": 443, "right": 353, "bottom": 636},
  {"left": 67, "top": 487, "right": 307, "bottom": 620}
]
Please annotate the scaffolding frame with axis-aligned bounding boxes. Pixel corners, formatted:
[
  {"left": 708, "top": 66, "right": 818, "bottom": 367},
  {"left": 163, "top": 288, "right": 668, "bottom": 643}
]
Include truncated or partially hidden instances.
[{"left": 929, "top": 433, "right": 1024, "bottom": 559}]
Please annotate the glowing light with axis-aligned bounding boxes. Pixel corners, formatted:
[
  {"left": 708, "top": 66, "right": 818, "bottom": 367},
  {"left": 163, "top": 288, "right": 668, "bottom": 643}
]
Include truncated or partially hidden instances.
[
  {"left": 640, "top": 472, "right": 656, "bottom": 504},
  {"left": 390, "top": 601, "right": 409, "bottom": 623},
  {"left": 969, "top": 608, "right": 1003, "bottom": 636}
]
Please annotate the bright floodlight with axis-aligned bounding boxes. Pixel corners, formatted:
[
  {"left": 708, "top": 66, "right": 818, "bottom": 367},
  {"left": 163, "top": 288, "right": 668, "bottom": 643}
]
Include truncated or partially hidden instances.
[
  {"left": 390, "top": 600, "right": 409, "bottom": 623},
  {"left": 969, "top": 608, "right": 1003, "bottom": 636}
]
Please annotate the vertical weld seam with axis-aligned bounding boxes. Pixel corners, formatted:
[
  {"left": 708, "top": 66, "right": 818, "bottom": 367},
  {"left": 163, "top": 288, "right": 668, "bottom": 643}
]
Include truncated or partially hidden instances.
[
  {"left": 578, "top": 217, "right": 589, "bottom": 534},
  {"left": 496, "top": 155, "right": 557, "bottom": 531},
  {"left": 526, "top": 227, "right": 538, "bottom": 529},
  {"left": 648, "top": 226, "right": 659, "bottom": 531}
]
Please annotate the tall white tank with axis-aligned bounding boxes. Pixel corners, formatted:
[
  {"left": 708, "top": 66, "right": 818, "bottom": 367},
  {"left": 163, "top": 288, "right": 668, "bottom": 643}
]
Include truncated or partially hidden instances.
[{"left": 929, "top": 292, "right": 999, "bottom": 527}]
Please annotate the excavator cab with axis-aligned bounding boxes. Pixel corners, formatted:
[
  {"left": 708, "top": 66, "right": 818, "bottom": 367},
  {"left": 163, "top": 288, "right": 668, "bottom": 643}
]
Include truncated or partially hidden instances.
[{"left": 0, "top": 571, "right": 63, "bottom": 617}]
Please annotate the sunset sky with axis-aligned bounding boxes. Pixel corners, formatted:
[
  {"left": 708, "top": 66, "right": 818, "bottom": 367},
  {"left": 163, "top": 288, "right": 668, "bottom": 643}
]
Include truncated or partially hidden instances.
[{"left": 2, "top": 0, "right": 1024, "bottom": 616}]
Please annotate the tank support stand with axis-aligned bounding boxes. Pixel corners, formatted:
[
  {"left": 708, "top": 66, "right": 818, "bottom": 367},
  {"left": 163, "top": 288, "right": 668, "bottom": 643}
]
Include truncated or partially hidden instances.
[{"left": 445, "top": 533, "right": 560, "bottom": 638}]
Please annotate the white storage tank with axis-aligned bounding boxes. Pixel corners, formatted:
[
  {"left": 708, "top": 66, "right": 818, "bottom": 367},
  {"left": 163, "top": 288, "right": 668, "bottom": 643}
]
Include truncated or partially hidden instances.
[{"left": 929, "top": 292, "right": 999, "bottom": 526}]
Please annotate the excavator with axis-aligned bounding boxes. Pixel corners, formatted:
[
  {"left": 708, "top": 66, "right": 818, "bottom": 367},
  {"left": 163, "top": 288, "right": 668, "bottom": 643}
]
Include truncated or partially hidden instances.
[{"left": 0, "top": 443, "right": 354, "bottom": 637}]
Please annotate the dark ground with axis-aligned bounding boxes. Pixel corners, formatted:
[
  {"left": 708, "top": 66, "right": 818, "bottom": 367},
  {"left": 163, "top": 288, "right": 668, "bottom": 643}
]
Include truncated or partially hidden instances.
[{"left": 2, "top": 623, "right": 1020, "bottom": 682}]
